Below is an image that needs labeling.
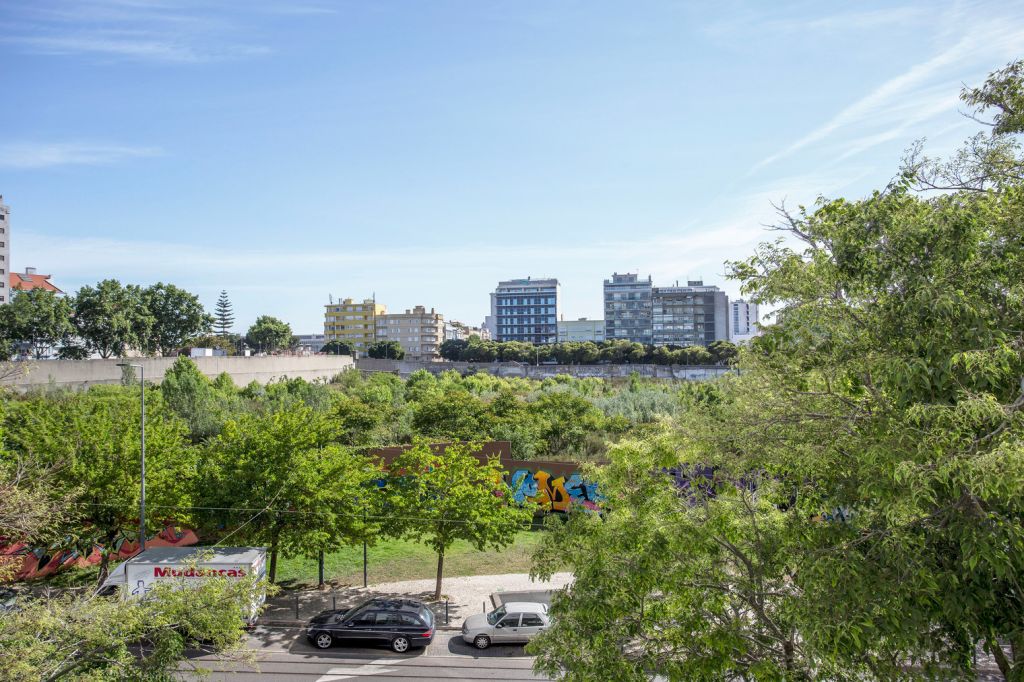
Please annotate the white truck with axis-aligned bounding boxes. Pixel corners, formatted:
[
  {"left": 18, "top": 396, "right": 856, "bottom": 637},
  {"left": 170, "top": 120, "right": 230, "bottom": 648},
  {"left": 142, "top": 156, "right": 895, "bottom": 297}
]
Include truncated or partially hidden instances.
[{"left": 98, "top": 546, "right": 267, "bottom": 623}]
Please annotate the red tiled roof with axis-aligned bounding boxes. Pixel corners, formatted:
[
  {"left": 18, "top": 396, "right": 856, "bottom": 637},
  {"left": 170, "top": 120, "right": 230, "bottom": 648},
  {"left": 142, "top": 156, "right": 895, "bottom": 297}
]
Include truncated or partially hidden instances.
[{"left": 10, "top": 272, "right": 63, "bottom": 294}]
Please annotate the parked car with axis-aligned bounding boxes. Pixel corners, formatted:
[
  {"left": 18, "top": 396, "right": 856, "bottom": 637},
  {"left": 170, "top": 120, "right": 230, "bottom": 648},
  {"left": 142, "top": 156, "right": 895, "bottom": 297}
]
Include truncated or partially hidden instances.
[
  {"left": 305, "top": 598, "right": 435, "bottom": 653},
  {"left": 461, "top": 601, "right": 549, "bottom": 649}
]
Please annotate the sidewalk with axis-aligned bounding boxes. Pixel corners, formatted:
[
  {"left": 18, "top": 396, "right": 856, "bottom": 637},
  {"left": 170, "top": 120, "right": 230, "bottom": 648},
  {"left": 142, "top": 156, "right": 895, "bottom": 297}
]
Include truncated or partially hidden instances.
[{"left": 259, "top": 572, "right": 573, "bottom": 629}]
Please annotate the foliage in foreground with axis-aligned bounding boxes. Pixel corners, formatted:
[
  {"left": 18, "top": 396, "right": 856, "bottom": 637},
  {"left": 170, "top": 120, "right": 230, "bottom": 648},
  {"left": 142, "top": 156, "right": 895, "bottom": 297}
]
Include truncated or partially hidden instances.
[
  {"left": 0, "top": 578, "right": 260, "bottom": 682},
  {"left": 529, "top": 61, "right": 1024, "bottom": 681}
]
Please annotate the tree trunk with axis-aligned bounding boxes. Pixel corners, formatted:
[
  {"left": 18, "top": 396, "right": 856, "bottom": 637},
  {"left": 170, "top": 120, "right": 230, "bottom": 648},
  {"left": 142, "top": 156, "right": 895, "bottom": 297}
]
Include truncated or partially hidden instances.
[
  {"left": 434, "top": 549, "right": 444, "bottom": 601},
  {"left": 269, "top": 526, "right": 280, "bottom": 584},
  {"left": 988, "top": 638, "right": 1011, "bottom": 681},
  {"left": 96, "top": 550, "right": 111, "bottom": 589}
]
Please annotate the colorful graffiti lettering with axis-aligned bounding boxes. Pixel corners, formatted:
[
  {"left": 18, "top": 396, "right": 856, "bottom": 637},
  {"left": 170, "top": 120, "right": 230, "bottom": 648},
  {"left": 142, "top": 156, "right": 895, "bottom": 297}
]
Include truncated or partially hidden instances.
[
  {"left": 1, "top": 524, "right": 198, "bottom": 581},
  {"left": 508, "top": 468, "right": 600, "bottom": 512}
]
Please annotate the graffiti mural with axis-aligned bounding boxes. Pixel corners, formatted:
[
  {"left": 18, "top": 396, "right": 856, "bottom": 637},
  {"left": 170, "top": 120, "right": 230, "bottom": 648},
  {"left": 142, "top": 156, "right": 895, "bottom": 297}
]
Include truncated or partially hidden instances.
[
  {"left": 369, "top": 441, "right": 603, "bottom": 514},
  {"left": 1, "top": 524, "right": 198, "bottom": 581},
  {"left": 508, "top": 468, "right": 601, "bottom": 512}
]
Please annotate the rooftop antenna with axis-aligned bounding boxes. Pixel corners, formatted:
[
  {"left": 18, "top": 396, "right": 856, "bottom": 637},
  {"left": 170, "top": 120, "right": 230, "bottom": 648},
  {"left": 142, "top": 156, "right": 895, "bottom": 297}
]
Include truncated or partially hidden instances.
[{"left": 329, "top": 293, "right": 333, "bottom": 305}]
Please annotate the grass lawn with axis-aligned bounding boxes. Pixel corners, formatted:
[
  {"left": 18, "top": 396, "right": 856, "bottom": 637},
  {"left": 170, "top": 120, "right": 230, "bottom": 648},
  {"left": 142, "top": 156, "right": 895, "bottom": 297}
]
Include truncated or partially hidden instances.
[{"left": 275, "top": 530, "right": 548, "bottom": 588}]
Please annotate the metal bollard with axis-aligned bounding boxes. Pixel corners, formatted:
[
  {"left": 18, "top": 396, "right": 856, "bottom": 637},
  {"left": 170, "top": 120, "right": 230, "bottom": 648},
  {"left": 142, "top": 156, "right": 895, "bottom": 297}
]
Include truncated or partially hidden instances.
[
  {"left": 445, "top": 599, "right": 449, "bottom": 625},
  {"left": 483, "top": 601, "right": 486, "bottom": 613},
  {"left": 295, "top": 595, "right": 299, "bottom": 620},
  {"left": 333, "top": 595, "right": 337, "bottom": 611}
]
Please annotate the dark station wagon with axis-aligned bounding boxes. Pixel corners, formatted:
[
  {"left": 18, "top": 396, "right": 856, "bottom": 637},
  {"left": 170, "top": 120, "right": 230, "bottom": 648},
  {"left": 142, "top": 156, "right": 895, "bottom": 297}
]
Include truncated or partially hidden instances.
[{"left": 305, "top": 598, "right": 435, "bottom": 653}]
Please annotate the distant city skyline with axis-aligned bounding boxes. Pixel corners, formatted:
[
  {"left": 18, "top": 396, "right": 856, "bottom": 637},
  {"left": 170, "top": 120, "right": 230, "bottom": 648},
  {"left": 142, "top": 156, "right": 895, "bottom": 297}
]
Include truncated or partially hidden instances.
[{"left": 3, "top": 1, "right": 1023, "bottom": 332}]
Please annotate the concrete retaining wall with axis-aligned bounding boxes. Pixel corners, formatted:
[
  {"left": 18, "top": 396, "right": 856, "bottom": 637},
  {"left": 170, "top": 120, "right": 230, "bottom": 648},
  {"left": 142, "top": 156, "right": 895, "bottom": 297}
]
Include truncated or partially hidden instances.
[
  {"left": 355, "top": 357, "right": 731, "bottom": 380},
  {"left": 4, "top": 355, "right": 356, "bottom": 390}
]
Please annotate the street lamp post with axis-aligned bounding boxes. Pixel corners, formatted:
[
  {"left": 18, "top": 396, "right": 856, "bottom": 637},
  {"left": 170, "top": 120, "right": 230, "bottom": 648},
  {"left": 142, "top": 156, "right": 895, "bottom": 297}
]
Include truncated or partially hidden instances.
[{"left": 117, "top": 362, "right": 146, "bottom": 552}]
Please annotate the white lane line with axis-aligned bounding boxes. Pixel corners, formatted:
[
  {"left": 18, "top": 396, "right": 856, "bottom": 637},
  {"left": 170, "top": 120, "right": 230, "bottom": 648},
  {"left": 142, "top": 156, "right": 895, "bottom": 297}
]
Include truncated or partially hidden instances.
[{"left": 316, "top": 660, "right": 398, "bottom": 681}]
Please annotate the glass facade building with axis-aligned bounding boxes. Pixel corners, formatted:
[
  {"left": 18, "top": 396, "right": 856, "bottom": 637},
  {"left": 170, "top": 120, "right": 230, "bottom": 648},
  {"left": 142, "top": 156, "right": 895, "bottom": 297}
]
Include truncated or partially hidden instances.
[
  {"left": 652, "top": 281, "right": 730, "bottom": 347},
  {"left": 603, "top": 272, "right": 653, "bottom": 343},
  {"left": 490, "top": 278, "right": 560, "bottom": 344}
]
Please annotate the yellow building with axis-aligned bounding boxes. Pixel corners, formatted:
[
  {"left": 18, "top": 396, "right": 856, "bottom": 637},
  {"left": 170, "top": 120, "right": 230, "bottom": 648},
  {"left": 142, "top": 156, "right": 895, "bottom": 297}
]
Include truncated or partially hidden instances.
[{"left": 324, "top": 298, "right": 386, "bottom": 353}]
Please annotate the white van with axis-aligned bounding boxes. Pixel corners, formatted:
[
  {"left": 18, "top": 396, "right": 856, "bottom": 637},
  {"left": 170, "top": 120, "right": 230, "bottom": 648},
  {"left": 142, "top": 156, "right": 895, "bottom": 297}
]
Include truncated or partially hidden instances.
[{"left": 98, "top": 547, "right": 267, "bottom": 623}]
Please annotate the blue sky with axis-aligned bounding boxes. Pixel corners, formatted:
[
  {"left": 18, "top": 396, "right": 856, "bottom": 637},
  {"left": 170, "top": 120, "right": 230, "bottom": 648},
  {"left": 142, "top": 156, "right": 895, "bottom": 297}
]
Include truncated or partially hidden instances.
[{"left": 2, "top": 0, "right": 1023, "bottom": 334}]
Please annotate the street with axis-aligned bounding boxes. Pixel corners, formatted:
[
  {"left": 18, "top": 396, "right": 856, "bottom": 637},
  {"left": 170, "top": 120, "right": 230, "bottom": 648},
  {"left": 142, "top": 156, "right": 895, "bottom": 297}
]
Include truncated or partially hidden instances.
[{"left": 179, "top": 627, "right": 551, "bottom": 681}]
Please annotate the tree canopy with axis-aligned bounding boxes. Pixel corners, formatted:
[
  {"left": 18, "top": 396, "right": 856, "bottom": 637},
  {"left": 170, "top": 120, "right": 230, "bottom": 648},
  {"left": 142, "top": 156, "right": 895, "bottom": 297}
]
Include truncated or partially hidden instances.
[
  {"left": 529, "top": 60, "right": 1024, "bottom": 682},
  {"left": 245, "top": 315, "right": 292, "bottom": 353}
]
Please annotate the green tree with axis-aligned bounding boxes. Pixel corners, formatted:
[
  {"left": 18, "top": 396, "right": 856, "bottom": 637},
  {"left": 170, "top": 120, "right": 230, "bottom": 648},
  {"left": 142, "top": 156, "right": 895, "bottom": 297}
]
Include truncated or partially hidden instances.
[
  {"left": 141, "top": 282, "right": 214, "bottom": 356},
  {"left": 367, "top": 340, "right": 405, "bottom": 359},
  {"left": 321, "top": 339, "right": 354, "bottom": 355},
  {"left": 383, "top": 442, "right": 532, "bottom": 599},
  {"left": 530, "top": 390, "right": 605, "bottom": 459},
  {"left": 214, "top": 289, "right": 235, "bottom": 336},
  {"left": 530, "top": 62, "right": 1024, "bottom": 681},
  {"left": 245, "top": 315, "right": 292, "bottom": 353},
  {"left": 188, "top": 333, "right": 237, "bottom": 356},
  {"left": 706, "top": 339, "right": 738, "bottom": 365},
  {"left": 411, "top": 389, "right": 491, "bottom": 441},
  {"left": 0, "top": 576, "right": 262, "bottom": 681},
  {"left": 4, "top": 389, "right": 196, "bottom": 585},
  {"left": 160, "top": 356, "right": 232, "bottom": 441},
  {"left": 0, "top": 288, "right": 74, "bottom": 359},
  {"left": 439, "top": 338, "right": 468, "bottom": 361},
  {"left": 73, "top": 279, "right": 152, "bottom": 358},
  {"left": 202, "top": 405, "right": 380, "bottom": 583}
]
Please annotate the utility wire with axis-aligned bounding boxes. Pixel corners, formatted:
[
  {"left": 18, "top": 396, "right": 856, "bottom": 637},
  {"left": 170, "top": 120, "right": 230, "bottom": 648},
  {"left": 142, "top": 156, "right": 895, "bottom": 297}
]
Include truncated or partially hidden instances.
[{"left": 73, "top": 501, "right": 555, "bottom": 526}]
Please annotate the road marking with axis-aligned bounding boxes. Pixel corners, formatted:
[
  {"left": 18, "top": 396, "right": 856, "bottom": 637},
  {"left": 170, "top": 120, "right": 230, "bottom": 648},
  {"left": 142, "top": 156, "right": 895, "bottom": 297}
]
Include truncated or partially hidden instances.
[{"left": 315, "top": 660, "right": 397, "bottom": 681}]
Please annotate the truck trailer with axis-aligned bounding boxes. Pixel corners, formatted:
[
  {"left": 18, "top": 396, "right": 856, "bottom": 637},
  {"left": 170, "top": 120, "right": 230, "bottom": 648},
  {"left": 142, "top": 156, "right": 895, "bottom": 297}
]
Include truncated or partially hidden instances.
[{"left": 97, "top": 546, "right": 267, "bottom": 623}]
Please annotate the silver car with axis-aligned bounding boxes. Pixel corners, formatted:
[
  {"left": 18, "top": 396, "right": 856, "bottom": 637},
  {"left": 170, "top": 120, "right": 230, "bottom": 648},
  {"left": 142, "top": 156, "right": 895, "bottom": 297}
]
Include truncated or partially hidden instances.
[{"left": 461, "top": 602, "right": 550, "bottom": 649}]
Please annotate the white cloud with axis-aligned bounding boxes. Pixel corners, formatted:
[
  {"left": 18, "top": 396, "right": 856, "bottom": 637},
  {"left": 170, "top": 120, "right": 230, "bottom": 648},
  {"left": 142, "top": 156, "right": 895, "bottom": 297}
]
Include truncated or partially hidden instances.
[
  {"left": 14, "top": 170, "right": 856, "bottom": 331},
  {"left": 6, "top": 33, "right": 268, "bottom": 63},
  {"left": 703, "top": 5, "right": 926, "bottom": 40},
  {"left": 750, "top": 15, "right": 1024, "bottom": 173},
  {"left": 2, "top": 1, "right": 272, "bottom": 63},
  {"left": 0, "top": 142, "right": 162, "bottom": 169}
]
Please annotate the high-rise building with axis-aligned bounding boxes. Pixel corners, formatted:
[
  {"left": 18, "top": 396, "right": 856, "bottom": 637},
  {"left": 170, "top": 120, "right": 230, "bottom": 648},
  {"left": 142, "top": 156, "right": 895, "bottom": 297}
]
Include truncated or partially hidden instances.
[
  {"left": 557, "top": 318, "right": 606, "bottom": 343},
  {"left": 652, "top": 280, "right": 729, "bottom": 347},
  {"left": 603, "top": 272, "right": 652, "bottom": 343},
  {"left": 490, "top": 277, "right": 560, "bottom": 344},
  {"left": 0, "top": 197, "right": 9, "bottom": 304},
  {"left": 376, "top": 306, "right": 445, "bottom": 361},
  {"left": 730, "top": 299, "right": 760, "bottom": 341},
  {"left": 324, "top": 298, "right": 386, "bottom": 353}
]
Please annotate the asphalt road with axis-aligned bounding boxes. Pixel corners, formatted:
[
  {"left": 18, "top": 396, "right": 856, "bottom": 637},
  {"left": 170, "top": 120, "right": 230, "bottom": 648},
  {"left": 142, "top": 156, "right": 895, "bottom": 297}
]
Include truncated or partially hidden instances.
[{"left": 179, "top": 627, "right": 552, "bottom": 681}]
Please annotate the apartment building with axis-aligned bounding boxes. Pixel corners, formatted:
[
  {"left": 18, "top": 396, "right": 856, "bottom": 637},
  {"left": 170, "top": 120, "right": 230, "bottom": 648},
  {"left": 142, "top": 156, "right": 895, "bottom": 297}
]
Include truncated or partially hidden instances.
[
  {"left": 0, "top": 197, "right": 9, "bottom": 304},
  {"left": 323, "top": 298, "right": 385, "bottom": 353},
  {"left": 489, "top": 277, "right": 560, "bottom": 344},
  {"left": 557, "top": 318, "right": 606, "bottom": 343},
  {"left": 445, "top": 320, "right": 491, "bottom": 342},
  {"left": 652, "top": 280, "right": 729, "bottom": 347},
  {"left": 730, "top": 299, "right": 760, "bottom": 342},
  {"left": 376, "top": 306, "right": 445, "bottom": 361},
  {"left": 603, "top": 272, "right": 652, "bottom": 344},
  {"left": 9, "top": 267, "right": 63, "bottom": 296}
]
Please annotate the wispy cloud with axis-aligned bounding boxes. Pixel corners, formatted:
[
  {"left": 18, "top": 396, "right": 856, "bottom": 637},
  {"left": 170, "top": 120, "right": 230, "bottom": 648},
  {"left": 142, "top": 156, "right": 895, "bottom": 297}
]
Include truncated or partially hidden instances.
[
  {"left": 750, "top": 15, "right": 1024, "bottom": 173},
  {"left": 1, "top": 0, "right": 274, "bottom": 63},
  {"left": 704, "top": 6, "right": 925, "bottom": 39},
  {"left": 0, "top": 142, "right": 162, "bottom": 169},
  {"left": 15, "top": 170, "right": 857, "bottom": 329},
  {"left": 6, "top": 33, "right": 269, "bottom": 63}
]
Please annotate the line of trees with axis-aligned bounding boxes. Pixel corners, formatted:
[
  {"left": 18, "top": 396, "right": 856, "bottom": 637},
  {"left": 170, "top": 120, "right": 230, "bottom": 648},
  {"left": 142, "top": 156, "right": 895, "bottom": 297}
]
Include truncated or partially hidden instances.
[
  {"left": 439, "top": 337, "right": 739, "bottom": 366},
  {"left": 0, "top": 283, "right": 303, "bottom": 360},
  {"left": 0, "top": 280, "right": 211, "bottom": 359}
]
